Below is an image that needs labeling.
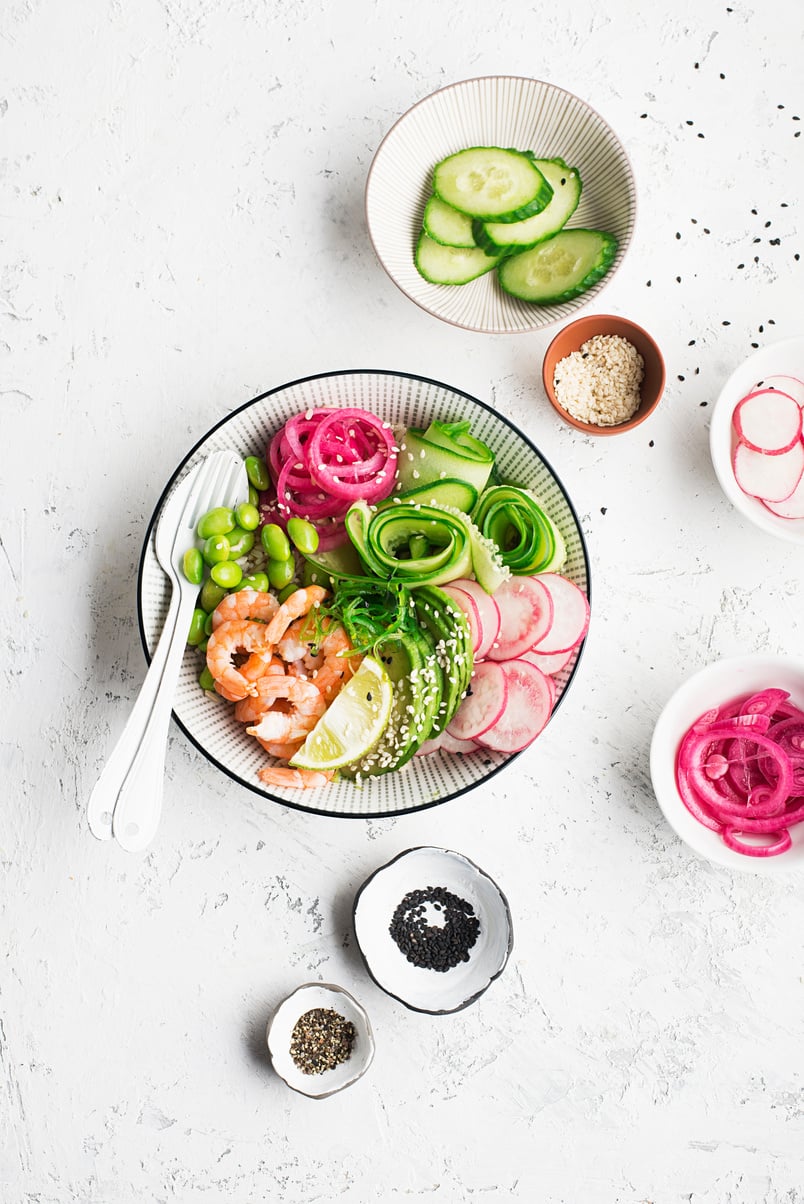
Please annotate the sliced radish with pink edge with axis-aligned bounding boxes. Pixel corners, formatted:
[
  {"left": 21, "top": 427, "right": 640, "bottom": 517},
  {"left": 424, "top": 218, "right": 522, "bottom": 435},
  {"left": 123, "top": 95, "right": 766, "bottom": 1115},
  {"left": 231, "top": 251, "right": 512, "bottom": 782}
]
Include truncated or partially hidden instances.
[
  {"left": 447, "top": 578, "right": 501, "bottom": 659},
  {"left": 530, "top": 573, "right": 590, "bottom": 655},
  {"left": 732, "top": 389, "right": 802, "bottom": 454},
  {"left": 762, "top": 468, "right": 804, "bottom": 519},
  {"left": 485, "top": 576, "right": 553, "bottom": 661},
  {"left": 475, "top": 659, "right": 553, "bottom": 754},
  {"left": 441, "top": 585, "right": 483, "bottom": 656},
  {"left": 447, "top": 661, "right": 508, "bottom": 741},
  {"left": 415, "top": 734, "right": 445, "bottom": 756},
  {"left": 519, "top": 646, "right": 574, "bottom": 675},
  {"left": 756, "top": 374, "right": 804, "bottom": 408},
  {"left": 732, "top": 438, "right": 804, "bottom": 502},
  {"left": 441, "top": 731, "right": 481, "bottom": 754}
]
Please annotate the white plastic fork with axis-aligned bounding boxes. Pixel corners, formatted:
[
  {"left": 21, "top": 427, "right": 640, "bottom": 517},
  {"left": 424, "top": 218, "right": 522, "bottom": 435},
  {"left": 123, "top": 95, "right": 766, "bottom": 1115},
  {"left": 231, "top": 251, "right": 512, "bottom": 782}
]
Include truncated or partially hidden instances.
[{"left": 110, "top": 449, "right": 247, "bottom": 852}]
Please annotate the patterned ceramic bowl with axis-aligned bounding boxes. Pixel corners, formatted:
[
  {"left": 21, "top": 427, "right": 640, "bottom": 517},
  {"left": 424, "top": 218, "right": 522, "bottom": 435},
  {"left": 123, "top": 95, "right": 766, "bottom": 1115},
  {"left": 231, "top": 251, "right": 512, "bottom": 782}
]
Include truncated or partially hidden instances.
[
  {"left": 365, "top": 76, "right": 636, "bottom": 335},
  {"left": 137, "top": 370, "right": 590, "bottom": 819}
]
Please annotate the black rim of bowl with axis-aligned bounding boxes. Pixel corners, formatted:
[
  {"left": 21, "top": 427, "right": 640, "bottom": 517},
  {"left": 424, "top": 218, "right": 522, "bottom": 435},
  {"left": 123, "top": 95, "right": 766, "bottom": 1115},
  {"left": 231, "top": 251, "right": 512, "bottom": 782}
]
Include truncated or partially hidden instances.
[
  {"left": 351, "top": 845, "right": 514, "bottom": 1014},
  {"left": 136, "top": 367, "right": 592, "bottom": 820}
]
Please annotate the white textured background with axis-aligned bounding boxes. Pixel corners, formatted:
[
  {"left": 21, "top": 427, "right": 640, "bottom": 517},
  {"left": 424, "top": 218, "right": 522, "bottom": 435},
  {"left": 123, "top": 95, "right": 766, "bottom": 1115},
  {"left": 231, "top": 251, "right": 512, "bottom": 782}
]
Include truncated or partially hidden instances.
[{"left": 2, "top": 0, "right": 804, "bottom": 1201}]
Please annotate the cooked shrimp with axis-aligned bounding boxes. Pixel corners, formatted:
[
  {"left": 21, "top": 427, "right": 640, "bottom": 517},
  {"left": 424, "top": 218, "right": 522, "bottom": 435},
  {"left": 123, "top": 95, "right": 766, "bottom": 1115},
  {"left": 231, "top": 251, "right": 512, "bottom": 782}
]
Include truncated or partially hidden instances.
[
  {"left": 262, "top": 585, "right": 328, "bottom": 647},
  {"left": 231, "top": 659, "right": 289, "bottom": 724},
  {"left": 259, "top": 739, "right": 305, "bottom": 760},
  {"left": 212, "top": 588, "right": 279, "bottom": 631},
  {"left": 206, "top": 619, "right": 275, "bottom": 701},
  {"left": 245, "top": 676, "right": 327, "bottom": 745},
  {"left": 310, "top": 625, "right": 362, "bottom": 703},
  {"left": 276, "top": 616, "right": 319, "bottom": 666},
  {"left": 258, "top": 766, "right": 335, "bottom": 790}
]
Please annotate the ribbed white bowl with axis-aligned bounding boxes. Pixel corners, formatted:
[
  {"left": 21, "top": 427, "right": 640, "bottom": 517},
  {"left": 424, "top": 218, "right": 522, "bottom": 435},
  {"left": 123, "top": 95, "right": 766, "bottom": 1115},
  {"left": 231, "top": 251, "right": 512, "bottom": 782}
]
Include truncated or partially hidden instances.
[
  {"left": 137, "top": 370, "right": 590, "bottom": 819},
  {"left": 365, "top": 76, "right": 636, "bottom": 334}
]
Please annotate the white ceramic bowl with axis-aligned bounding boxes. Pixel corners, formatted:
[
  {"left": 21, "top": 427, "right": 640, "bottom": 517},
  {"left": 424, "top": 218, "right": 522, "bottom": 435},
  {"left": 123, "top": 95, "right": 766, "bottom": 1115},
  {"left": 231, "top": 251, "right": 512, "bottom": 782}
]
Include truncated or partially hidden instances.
[
  {"left": 709, "top": 335, "right": 804, "bottom": 544},
  {"left": 266, "top": 982, "right": 375, "bottom": 1099},
  {"left": 650, "top": 655, "right": 804, "bottom": 874},
  {"left": 365, "top": 76, "right": 636, "bottom": 335},
  {"left": 137, "top": 369, "right": 590, "bottom": 819},
  {"left": 352, "top": 847, "right": 513, "bottom": 1013}
]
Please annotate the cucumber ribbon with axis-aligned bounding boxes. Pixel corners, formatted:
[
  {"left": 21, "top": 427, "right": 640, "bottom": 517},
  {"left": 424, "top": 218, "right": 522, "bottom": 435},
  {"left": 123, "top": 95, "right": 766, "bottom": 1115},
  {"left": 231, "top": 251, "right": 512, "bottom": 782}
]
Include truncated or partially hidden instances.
[
  {"left": 472, "top": 485, "right": 567, "bottom": 575},
  {"left": 396, "top": 420, "right": 495, "bottom": 495},
  {"left": 344, "top": 499, "right": 507, "bottom": 591}
]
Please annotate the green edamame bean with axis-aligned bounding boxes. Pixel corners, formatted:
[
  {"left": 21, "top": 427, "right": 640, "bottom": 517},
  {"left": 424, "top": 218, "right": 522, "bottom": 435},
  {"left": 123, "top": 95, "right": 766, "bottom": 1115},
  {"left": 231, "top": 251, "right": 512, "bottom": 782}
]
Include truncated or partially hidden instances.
[
  {"left": 261, "top": 522, "right": 291, "bottom": 561},
  {"left": 198, "top": 637, "right": 209, "bottom": 653},
  {"left": 235, "top": 502, "right": 260, "bottom": 532},
  {"left": 202, "top": 534, "right": 230, "bottom": 566},
  {"left": 248, "top": 485, "right": 259, "bottom": 507},
  {"left": 199, "top": 665, "right": 216, "bottom": 692},
  {"left": 236, "top": 572, "right": 270, "bottom": 593},
  {"left": 196, "top": 506, "right": 236, "bottom": 539},
  {"left": 267, "top": 557, "right": 295, "bottom": 589},
  {"left": 182, "top": 547, "right": 204, "bottom": 585},
  {"left": 277, "top": 581, "right": 300, "bottom": 603},
  {"left": 226, "top": 526, "right": 255, "bottom": 558},
  {"left": 199, "top": 579, "right": 227, "bottom": 612},
  {"left": 187, "top": 608, "right": 207, "bottom": 647},
  {"left": 211, "top": 560, "right": 243, "bottom": 589},
  {"left": 287, "top": 517, "right": 319, "bottom": 555},
  {"left": 204, "top": 612, "right": 215, "bottom": 637},
  {"left": 245, "top": 456, "right": 270, "bottom": 492}
]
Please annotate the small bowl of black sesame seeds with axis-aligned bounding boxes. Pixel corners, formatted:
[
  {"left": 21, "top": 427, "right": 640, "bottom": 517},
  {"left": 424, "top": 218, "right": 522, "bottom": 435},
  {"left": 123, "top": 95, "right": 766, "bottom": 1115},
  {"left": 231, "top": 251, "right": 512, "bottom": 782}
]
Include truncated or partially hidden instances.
[
  {"left": 352, "top": 847, "right": 513, "bottom": 1014},
  {"left": 266, "top": 982, "right": 375, "bottom": 1098}
]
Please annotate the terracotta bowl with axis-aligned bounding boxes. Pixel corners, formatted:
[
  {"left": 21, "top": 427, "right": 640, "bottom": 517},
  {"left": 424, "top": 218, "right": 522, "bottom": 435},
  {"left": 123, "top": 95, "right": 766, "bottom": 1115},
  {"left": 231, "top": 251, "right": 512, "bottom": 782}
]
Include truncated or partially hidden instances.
[{"left": 542, "top": 314, "right": 665, "bottom": 435}]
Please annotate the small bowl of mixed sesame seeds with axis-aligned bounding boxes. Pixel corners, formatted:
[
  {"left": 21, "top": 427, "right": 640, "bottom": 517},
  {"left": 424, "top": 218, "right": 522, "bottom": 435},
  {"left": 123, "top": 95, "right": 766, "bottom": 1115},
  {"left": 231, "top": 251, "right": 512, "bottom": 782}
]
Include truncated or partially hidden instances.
[
  {"left": 352, "top": 847, "right": 513, "bottom": 1014},
  {"left": 266, "top": 982, "right": 375, "bottom": 1098},
  {"left": 542, "top": 313, "right": 666, "bottom": 435}
]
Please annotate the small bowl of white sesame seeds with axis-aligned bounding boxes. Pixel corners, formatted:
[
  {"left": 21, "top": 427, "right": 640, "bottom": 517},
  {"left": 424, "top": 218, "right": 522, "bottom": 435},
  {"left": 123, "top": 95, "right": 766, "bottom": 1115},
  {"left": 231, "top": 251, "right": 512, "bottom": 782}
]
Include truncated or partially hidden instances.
[{"left": 542, "top": 313, "right": 666, "bottom": 435}]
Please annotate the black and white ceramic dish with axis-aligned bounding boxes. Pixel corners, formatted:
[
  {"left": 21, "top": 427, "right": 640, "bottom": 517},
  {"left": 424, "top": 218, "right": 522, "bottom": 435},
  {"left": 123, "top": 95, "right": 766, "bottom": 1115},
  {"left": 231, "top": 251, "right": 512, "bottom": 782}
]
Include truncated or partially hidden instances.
[
  {"left": 137, "top": 369, "right": 590, "bottom": 818},
  {"left": 266, "top": 982, "right": 375, "bottom": 1099},
  {"left": 352, "top": 847, "right": 513, "bottom": 1014},
  {"left": 366, "top": 76, "right": 636, "bottom": 334}
]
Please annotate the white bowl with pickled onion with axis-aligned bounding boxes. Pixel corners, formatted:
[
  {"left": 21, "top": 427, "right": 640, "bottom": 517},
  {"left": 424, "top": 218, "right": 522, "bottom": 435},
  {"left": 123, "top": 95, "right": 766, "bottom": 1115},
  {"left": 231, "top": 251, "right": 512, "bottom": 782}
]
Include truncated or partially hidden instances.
[
  {"left": 650, "top": 655, "right": 804, "bottom": 873},
  {"left": 710, "top": 336, "right": 804, "bottom": 544}
]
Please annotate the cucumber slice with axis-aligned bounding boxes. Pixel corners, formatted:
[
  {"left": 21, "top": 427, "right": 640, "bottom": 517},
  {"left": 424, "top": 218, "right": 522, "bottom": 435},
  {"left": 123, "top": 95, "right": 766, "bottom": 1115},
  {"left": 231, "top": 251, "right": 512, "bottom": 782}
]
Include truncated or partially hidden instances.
[
  {"left": 396, "top": 426, "right": 495, "bottom": 494},
  {"left": 415, "top": 232, "right": 501, "bottom": 286},
  {"left": 379, "top": 477, "right": 479, "bottom": 514},
  {"left": 474, "top": 159, "right": 582, "bottom": 252},
  {"left": 412, "top": 586, "right": 473, "bottom": 735},
  {"left": 422, "top": 196, "right": 477, "bottom": 248},
  {"left": 497, "top": 229, "right": 618, "bottom": 304},
  {"left": 433, "top": 147, "right": 553, "bottom": 222}
]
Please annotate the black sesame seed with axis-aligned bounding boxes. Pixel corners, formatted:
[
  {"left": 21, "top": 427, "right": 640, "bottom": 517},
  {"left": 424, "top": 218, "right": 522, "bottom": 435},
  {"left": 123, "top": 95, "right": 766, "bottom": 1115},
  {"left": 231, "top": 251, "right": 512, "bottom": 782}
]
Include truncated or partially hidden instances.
[
  {"left": 649, "top": 440, "right": 654, "bottom": 448},
  {"left": 600, "top": 506, "right": 608, "bottom": 515}
]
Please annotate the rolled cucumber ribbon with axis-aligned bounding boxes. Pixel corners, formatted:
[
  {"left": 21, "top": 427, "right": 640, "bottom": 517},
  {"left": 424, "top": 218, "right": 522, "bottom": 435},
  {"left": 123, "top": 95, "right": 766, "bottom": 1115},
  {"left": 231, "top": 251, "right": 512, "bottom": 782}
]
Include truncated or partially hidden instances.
[
  {"left": 395, "top": 420, "right": 495, "bottom": 495},
  {"left": 344, "top": 500, "right": 474, "bottom": 587},
  {"left": 472, "top": 486, "right": 567, "bottom": 574}
]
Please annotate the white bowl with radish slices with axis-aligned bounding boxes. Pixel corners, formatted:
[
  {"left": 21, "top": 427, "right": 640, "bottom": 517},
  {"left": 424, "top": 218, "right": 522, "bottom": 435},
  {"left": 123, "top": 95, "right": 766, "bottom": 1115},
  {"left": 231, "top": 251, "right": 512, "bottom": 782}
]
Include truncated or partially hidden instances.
[
  {"left": 650, "top": 655, "right": 804, "bottom": 873},
  {"left": 710, "top": 336, "right": 804, "bottom": 544}
]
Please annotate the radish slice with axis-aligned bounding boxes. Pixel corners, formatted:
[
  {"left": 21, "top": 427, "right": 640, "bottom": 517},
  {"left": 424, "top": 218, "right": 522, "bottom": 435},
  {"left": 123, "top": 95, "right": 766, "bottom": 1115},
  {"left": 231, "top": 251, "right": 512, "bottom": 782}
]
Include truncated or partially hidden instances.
[
  {"left": 475, "top": 660, "right": 553, "bottom": 753},
  {"left": 529, "top": 573, "right": 590, "bottom": 655},
  {"left": 447, "top": 661, "right": 508, "bottom": 741},
  {"left": 756, "top": 374, "right": 804, "bottom": 408},
  {"left": 519, "top": 646, "right": 574, "bottom": 675},
  {"left": 441, "top": 585, "right": 483, "bottom": 656},
  {"left": 763, "top": 469, "right": 804, "bottom": 519},
  {"left": 732, "top": 389, "right": 802, "bottom": 454},
  {"left": 448, "top": 578, "right": 501, "bottom": 659},
  {"left": 441, "top": 731, "right": 481, "bottom": 754},
  {"left": 732, "top": 439, "right": 804, "bottom": 502},
  {"left": 486, "top": 577, "right": 553, "bottom": 661}
]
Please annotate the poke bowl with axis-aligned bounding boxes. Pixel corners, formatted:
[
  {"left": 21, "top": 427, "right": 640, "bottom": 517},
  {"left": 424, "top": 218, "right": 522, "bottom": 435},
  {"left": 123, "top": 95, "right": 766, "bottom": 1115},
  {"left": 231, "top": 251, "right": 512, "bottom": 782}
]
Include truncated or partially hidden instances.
[
  {"left": 365, "top": 76, "right": 636, "bottom": 335},
  {"left": 137, "top": 369, "right": 591, "bottom": 819},
  {"left": 709, "top": 335, "right": 804, "bottom": 545}
]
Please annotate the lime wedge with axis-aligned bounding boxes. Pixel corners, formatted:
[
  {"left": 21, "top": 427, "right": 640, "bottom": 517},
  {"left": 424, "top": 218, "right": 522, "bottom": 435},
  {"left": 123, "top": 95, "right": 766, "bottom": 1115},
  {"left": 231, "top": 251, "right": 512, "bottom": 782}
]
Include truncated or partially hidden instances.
[{"left": 289, "top": 656, "right": 393, "bottom": 772}]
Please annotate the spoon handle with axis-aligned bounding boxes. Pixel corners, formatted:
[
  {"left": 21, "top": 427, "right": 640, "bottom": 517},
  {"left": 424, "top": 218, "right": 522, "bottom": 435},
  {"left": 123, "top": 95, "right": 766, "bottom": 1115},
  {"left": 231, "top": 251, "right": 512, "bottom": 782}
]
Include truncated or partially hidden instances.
[{"left": 86, "top": 586, "right": 181, "bottom": 840}]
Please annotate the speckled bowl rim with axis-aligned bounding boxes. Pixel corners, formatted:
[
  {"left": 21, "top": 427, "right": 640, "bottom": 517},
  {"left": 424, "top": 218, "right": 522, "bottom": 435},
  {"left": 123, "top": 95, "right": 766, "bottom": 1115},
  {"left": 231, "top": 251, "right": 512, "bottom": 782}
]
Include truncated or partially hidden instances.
[
  {"left": 365, "top": 75, "right": 638, "bottom": 335},
  {"left": 135, "top": 367, "right": 592, "bottom": 821},
  {"left": 266, "top": 981, "right": 375, "bottom": 1099},
  {"left": 352, "top": 846, "right": 514, "bottom": 1014},
  {"left": 541, "top": 314, "right": 666, "bottom": 435}
]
